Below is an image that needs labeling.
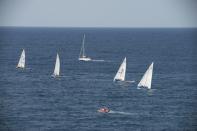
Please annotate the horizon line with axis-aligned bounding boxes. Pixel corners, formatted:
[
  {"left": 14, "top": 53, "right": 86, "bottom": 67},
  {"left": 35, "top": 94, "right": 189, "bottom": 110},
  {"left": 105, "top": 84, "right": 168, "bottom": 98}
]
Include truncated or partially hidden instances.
[{"left": 0, "top": 25, "right": 197, "bottom": 29}]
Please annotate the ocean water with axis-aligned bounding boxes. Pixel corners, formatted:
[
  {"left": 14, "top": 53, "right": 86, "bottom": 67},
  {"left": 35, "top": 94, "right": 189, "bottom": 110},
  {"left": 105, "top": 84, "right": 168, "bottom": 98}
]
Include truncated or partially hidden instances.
[{"left": 0, "top": 27, "right": 196, "bottom": 131}]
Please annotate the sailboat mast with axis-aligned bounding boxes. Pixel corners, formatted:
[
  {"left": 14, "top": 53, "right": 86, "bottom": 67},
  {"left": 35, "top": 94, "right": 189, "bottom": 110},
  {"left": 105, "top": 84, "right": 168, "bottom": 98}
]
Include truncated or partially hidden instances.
[
  {"left": 78, "top": 34, "right": 91, "bottom": 61},
  {"left": 79, "top": 34, "right": 86, "bottom": 58},
  {"left": 82, "top": 34, "right": 86, "bottom": 57}
]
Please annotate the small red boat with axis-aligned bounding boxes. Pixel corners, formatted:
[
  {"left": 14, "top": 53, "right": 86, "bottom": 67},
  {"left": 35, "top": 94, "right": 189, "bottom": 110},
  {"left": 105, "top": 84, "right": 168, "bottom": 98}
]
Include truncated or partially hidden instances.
[{"left": 98, "top": 107, "right": 110, "bottom": 113}]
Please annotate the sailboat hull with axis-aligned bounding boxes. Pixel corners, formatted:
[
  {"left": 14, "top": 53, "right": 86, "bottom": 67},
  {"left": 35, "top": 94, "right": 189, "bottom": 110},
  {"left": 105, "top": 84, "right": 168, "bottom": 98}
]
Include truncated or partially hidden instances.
[
  {"left": 78, "top": 57, "right": 91, "bottom": 61},
  {"left": 113, "top": 79, "right": 124, "bottom": 82},
  {"left": 51, "top": 74, "right": 60, "bottom": 78},
  {"left": 16, "top": 66, "right": 25, "bottom": 69},
  {"left": 137, "top": 86, "right": 150, "bottom": 90}
]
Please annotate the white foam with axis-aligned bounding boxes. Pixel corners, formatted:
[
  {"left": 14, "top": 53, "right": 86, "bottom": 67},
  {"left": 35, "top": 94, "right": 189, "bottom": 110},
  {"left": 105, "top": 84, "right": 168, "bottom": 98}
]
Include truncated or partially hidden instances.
[{"left": 109, "top": 110, "right": 134, "bottom": 115}]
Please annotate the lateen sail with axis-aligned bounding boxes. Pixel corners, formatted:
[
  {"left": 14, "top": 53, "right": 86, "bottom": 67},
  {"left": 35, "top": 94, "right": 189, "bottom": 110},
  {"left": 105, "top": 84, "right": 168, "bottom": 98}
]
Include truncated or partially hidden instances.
[
  {"left": 113, "top": 57, "right": 126, "bottom": 81},
  {"left": 17, "top": 49, "right": 25, "bottom": 68},
  {"left": 53, "top": 53, "right": 60, "bottom": 76},
  {"left": 137, "top": 62, "right": 154, "bottom": 89}
]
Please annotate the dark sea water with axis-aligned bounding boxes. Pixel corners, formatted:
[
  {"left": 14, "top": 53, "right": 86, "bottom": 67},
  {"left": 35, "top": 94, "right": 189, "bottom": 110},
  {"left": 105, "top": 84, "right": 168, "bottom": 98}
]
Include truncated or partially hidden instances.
[{"left": 0, "top": 27, "right": 196, "bottom": 131}]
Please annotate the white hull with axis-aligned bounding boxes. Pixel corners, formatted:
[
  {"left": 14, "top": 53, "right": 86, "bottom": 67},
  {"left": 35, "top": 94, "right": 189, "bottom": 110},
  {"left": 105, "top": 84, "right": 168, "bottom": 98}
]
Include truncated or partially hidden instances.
[{"left": 78, "top": 57, "right": 91, "bottom": 61}]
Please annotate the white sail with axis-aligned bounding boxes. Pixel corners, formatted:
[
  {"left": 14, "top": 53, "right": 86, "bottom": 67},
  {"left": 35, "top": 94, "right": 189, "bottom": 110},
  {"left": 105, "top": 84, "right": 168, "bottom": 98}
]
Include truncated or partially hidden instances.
[
  {"left": 113, "top": 57, "right": 126, "bottom": 81},
  {"left": 137, "top": 62, "right": 154, "bottom": 89},
  {"left": 53, "top": 53, "right": 60, "bottom": 76},
  {"left": 78, "top": 34, "right": 91, "bottom": 61},
  {"left": 79, "top": 34, "right": 86, "bottom": 58},
  {"left": 17, "top": 49, "right": 25, "bottom": 68}
]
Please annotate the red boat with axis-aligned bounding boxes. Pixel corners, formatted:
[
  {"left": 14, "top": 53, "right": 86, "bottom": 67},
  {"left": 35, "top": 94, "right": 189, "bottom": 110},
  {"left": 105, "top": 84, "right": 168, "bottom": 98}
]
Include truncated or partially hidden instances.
[{"left": 98, "top": 107, "right": 110, "bottom": 113}]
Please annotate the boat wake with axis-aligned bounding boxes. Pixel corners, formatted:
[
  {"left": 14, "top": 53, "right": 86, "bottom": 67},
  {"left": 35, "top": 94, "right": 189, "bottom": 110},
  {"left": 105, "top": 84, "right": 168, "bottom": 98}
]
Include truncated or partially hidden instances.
[
  {"left": 51, "top": 75, "right": 70, "bottom": 79},
  {"left": 137, "top": 87, "right": 156, "bottom": 91},
  {"left": 91, "top": 59, "right": 105, "bottom": 62},
  {"left": 124, "top": 80, "right": 135, "bottom": 83},
  {"left": 109, "top": 110, "right": 134, "bottom": 115},
  {"left": 25, "top": 67, "right": 32, "bottom": 70},
  {"left": 114, "top": 80, "right": 135, "bottom": 87}
]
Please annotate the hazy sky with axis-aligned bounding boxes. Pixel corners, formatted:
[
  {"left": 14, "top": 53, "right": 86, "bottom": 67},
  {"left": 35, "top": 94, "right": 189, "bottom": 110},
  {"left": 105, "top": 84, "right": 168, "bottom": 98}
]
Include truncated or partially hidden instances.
[{"left": 0, "top": 0, "right": 197, "bottom": 27}]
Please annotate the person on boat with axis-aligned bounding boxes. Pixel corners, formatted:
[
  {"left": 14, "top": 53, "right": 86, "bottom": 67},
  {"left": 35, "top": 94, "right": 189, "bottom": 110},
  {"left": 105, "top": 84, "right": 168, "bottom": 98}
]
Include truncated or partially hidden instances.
[{"left": 98, "top": 107, "right": 110, "bottom": 113}]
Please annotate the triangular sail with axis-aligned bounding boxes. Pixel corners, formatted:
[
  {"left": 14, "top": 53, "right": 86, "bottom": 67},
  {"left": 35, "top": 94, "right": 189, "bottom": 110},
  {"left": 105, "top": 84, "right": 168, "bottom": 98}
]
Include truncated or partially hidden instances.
[
  {"left": 137, "top": 62, "right": 154, "bottom": 89},
  {"left": 79, "top": 34, "right": 86, "bottom": 58},
  {"left": 113, "top": 57, "right": 126, "bottom": 81},
  {"left": 53, "top": 53, "right": 60, "bottom": 76},
  {"left": 17, "top": 49, "right": 25, "bottom": 68}
]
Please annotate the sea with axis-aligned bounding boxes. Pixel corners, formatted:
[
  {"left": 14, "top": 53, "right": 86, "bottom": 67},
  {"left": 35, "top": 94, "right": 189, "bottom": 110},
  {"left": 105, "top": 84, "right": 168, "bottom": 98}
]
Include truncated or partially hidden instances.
[{"left": 0, "top": 27, "right": 196, "bottom": 131}]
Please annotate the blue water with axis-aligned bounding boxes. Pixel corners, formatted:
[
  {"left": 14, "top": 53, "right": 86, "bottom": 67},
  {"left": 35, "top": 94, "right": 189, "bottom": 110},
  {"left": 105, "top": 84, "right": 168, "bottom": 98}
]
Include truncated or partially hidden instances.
[{"left": 0, "top": 27, "right": 196, "bottom": 130}]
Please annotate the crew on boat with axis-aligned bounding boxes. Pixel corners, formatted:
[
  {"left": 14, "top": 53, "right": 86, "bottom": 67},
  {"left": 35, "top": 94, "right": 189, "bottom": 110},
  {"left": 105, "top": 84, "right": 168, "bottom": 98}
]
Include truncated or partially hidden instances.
[{"left": 98, "top": 107, "right": 110, "bottom": 113}]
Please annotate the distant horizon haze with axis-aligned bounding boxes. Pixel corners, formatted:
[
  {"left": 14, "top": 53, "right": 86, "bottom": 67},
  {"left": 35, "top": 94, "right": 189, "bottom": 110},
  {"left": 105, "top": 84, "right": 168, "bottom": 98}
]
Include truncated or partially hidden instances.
[{"left": 0, "top": 0, "right": 197, "bottom": 28}]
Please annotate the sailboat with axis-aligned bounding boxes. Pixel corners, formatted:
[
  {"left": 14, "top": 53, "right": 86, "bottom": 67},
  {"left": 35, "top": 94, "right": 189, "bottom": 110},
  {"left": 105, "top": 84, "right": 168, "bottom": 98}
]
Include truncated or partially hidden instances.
[
  {"left": 137, "top": 62, "right": 154, "bottom": 89},
  {"left": 16, "top": 49, "right": 25, "bottom": 68},
  {"left": 113, "top": 57, "right": 126, "bottom": 82},
  {"left": 78, "top": 34, "right": 91, "bottom": 61},
  {"left": 52, "top": 53, "right": 60, "bottom": 77}
]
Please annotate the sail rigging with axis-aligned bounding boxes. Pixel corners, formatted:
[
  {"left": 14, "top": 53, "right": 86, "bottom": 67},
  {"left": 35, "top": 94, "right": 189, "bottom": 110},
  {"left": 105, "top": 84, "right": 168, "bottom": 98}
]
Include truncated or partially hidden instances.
[
  {"left": 79, "top": 34, "right": 86, "bottom": 58},
  {"left": 78, "top": 34, "right": 91, "bottom": 61}
]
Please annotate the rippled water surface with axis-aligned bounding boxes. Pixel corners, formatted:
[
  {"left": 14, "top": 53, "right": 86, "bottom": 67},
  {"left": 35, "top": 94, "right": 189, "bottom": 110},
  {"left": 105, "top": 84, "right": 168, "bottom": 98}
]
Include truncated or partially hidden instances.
[{"left": 0, "top": 27, "right": 196, "bottom": 130}]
